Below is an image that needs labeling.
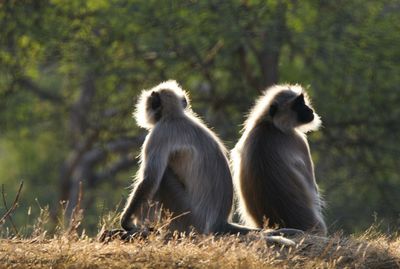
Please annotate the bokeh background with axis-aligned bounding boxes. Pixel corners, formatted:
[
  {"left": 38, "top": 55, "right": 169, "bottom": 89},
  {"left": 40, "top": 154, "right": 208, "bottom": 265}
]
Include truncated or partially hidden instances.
[{"left": 1, "top": 0, "right": 399, "bottom": 236}]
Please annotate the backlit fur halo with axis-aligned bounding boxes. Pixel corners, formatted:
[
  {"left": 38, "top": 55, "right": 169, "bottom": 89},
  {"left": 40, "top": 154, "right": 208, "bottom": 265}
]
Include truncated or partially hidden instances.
[
  {"left": 243, "top": 84, "right": 321, "bottom": 135},
  {"left": 134, "top": 80, "right": 190, "bottom": 129}
]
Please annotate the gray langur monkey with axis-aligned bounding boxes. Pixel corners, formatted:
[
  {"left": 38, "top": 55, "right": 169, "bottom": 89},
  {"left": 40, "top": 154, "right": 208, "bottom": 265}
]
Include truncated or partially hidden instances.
[
  {"left": 118, "top": 81, "right": 300, "bottom": 243},
  {"left": 231, "top": 84, "right": 327, "bottom": 235}
]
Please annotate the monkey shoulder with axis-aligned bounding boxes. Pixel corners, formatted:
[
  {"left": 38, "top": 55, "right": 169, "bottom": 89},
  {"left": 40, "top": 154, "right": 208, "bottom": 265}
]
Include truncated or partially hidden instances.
[
  {"left": 183, "top": 116, "right": 223, "bottom": 146},
  {"left": 148, "top": 117, "right": 202, "bottom": 154},
  {"left": 150, "top": 118, "right": 191, "bottom": 138},
  {"left": 244, "top": 122, "right": 285, "bottom": 153},
  {"left": 244, "top": 123, "right": 311, "bottom": 170}
]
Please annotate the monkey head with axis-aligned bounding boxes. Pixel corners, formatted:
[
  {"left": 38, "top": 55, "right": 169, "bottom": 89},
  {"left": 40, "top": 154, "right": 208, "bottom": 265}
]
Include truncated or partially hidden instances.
[
  {"left": 243, "top": 85, "right": 321, "bottom": 134},
  {"left": 134, "top": 80, "right": 190, "bottom": 129},
  {"left": 268, "top": 85, "right": 321, "bottom": 133}
]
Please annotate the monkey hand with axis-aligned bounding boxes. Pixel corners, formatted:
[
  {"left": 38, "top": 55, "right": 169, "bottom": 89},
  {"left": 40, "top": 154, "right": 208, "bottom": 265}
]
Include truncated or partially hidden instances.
[
  {"left": 98, "top": 226, "right": 154, "bottom": 243},
  {"left": 98, "top": 228, "right": 126, "bottom": 243},
  {"left": 123, "top": 225, "right": 154, "bottom": 239}
]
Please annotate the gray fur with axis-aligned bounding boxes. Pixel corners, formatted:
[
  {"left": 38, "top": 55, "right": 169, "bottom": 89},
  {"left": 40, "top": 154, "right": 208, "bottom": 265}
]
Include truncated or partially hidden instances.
[
  {"left": 232, "top": 84, "right": 327, "bottom": 235},
  {"left": 121, "top": 81, "right": 262, "bottom": 235}
]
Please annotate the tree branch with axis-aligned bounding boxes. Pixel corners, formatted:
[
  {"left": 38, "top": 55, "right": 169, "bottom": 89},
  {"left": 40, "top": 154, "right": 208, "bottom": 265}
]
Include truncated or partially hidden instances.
[
  {"left": 1, "top": 184, "right": 19, "bottom": 234},
  {"left": 15, "top": 77, "right": 64, "bottom": 104},
  {"left": 0, "top": 182, "right": 24, "bottom": 226}
]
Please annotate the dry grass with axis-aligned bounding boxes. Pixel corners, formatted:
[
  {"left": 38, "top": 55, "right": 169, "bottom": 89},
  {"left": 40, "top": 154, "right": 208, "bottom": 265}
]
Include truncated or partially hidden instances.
[
  {"left": 0, "top": 229, "right": 399, "bottom": 269},
  {"left": 0, "top": 196, "right": 399, "bottom": 268}
]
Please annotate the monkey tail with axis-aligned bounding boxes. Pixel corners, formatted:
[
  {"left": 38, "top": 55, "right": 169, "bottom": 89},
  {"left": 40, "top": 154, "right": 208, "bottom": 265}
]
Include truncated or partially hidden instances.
[{"left": 219, "top": 223, "right": 302, "bottom": 246}]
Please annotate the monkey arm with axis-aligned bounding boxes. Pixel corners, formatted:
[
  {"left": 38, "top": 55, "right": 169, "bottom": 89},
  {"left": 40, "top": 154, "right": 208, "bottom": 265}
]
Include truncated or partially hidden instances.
[
  {"left": 120, "top": 148, "right": 170, "bottom": 231},
  {"left": 120, "top": 176, "right": 159, "bottom": 231}
]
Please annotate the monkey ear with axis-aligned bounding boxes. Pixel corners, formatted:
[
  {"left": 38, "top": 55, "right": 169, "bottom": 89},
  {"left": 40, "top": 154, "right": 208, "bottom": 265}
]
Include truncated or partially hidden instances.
[
  {"left": 182, "top": 97, "right": 188, "bottom": 109},
  {"left": 292, "top": 94, "right": 306, "bottom": 111},
  {"left": 294, "top": 94, "right": 305, "bottom": 106},
  {"left": 150, "top": 91, "right": 161, "bottom": 110},
  {"left": 269, "top": 103, "right": 278, "bottom": 117}
]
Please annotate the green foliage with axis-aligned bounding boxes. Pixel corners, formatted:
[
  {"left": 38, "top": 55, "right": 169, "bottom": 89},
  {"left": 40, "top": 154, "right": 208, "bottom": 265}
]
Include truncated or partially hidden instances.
[{"left": 0, "top": 0, "right": 399, "bottom": 235}]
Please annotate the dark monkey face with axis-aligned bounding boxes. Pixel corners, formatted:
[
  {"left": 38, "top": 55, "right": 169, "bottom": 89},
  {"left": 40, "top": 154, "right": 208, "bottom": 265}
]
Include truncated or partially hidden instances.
[
  {"left": 292, "top": 94, "right": 314, "bottom": 124},
  {"left": 268, "top": 93, "right": 314, "bottom": 124},
  {"left": 259, "top": 85, "right": 320, "bottom": 133}
]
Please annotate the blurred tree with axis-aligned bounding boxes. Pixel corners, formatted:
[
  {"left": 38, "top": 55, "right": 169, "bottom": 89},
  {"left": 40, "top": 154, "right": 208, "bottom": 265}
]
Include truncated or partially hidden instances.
[
  {"left": 0, "top": 0, "right": 399, "bottom": 234},
  {"left": 291, "top": 0, "right": 400, "bottom": 232}
]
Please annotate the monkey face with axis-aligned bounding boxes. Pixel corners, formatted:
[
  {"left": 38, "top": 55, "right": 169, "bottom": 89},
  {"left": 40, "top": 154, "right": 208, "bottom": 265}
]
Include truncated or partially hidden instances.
[
  {"left": 292, "top": 94, "right": 314, "bottom": 124},
  {"left": 269, "top": 92, "right": 317, "bottom": 132},
  {"left": 244, "top": 84, "right": 321, "bottom": 135}
]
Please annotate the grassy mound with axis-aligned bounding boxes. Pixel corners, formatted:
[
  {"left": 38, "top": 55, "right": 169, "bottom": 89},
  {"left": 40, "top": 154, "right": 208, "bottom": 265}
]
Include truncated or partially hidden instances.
[{"left": 1, "top": 229, "right": 399, "bottom": 269}]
